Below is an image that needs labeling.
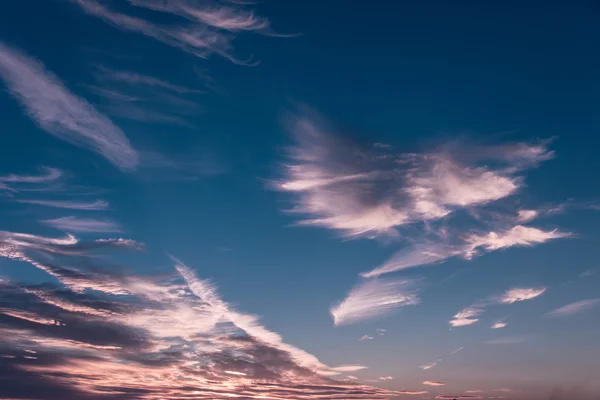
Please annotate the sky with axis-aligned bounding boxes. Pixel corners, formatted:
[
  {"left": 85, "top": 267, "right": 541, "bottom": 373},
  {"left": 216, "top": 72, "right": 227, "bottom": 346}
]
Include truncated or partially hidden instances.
[{"left": 0, "top": 1, "right": 599, "bottom": 399}]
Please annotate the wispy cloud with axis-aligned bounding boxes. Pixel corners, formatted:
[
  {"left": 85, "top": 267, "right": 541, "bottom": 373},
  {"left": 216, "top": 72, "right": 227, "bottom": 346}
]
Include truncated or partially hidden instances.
[
  {"left": 0, "top": 167, "right": 62, "bottom": 183},
  {"left": 419, "top": 360, "right": 441, "bottom": 370},
  {"left": 330, "top": 279, "right": 419, "bottom": 326},
  {"left": 40, "top": 216, "right": 122, "bottom": 233},
  {"left": 275, "top": 107, "right": 554, "bottom": 242},
  {"left": 423, "top": 381, "right": 446, "bottom": 386},
  {"left": 73, "top": 0, "right": 276, "bottom": 65},
  {"left": 547, "top": 298, "right": 600, "bottom": 318},
  {"left": 491, "top": 321, "right": 508, "bottom": 329},
  {"left": 484, "top": 335, "right": 530, "bottom": 345},
  {"left": 450, "top": 307, "right": 483, "bottom": 327},
  {"left": 399, "top": 390, "right": 429, "bottom": 395},
  {"left": 17, "top": 199, "right": 109, "bottom": 210},
  {"left": 0, "top": 42, "right": 138, "bottom": 170},
  {"left": 0, "top": 235, "right": 395, "bottom": 399},
  {"left": 516, "top": 209, "right": 538, "bottom": 223},
  {"left": 464, "top": 225, "right": 570, "bottom": 258},
  {"left": 451, "top": 286, "right": 546, "bottom": 328},
  {"left": 359, "top": 335, "right": 374, "bottom": 341},
  {"left": 436, "top": 396, "right": 483, "bottom": 400},
  {"left": 498, "top": 287, "right": 547, "bottom": 304},
  {"left": 96, "top": 67, "right": 205, "bottom": 94}
]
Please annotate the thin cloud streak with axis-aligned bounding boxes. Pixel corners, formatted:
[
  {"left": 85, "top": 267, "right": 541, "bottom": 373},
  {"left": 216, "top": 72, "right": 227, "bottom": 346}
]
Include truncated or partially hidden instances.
[
  {"left": 423, "top": 381, "right": 446, "bottom": 387},
  {"left": 0, "top": 42, "right": 138, "bottom": 170},
  {"left": 40, "top": 216, "right": 122, "bottom": 233},
  {"left": 0, "top": 167, "right": 62, "bottom": 183},
  {"left": 17, "top": 199, "right": 109, "bottom": 210},
  {"left": 547, "top": 298, "right": 600, "bottom": 317},
  {"left": 330, "top": 279, "right": 419, "bottom": 326}
]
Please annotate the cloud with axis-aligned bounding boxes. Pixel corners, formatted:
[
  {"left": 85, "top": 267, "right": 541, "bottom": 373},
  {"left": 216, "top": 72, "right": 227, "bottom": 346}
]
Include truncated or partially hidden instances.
[
  {"left": 330, "top": 279, "right": 419, "bottom": 326},
  {"left": 379, "top": 376, "right": 393, "bottom": 380},
  {"left": 73, "top": 0, "right": 276, "bottom": 65},
  {"left": 0, "top": 167, "right": 62, "bottom": 184},
  {"left": 0, "top": 42, "right": 138, "bottom": 170},
  {"left": 450, "top": 307, "right": 483, "bottom": 327},
  {"left": 464, "top": 225, "right": 570, "bottom": 258},
  {"left": 484, "top": 336, "right": 529, "bottom": 345},
  {"left": 423, "top": 381, "right": 446, "bottom": 386},
  {"left": 436, "top": 396, "right": 483, "bottom": 400},
  {"left": 359, "top": 335, "right": 374, "bottom": 341},
  {"left": 361, "top": 242, "right": 460, "bottom": 278},
  {"left": 399, "top": 391, "right": 429, "bottom": 395},
  {"left": 0, "top": 241, "right": 395, "bottom": 399},
  {"left": 96, "top": 67, "right": 204, "bottom": 94},
  {"left": 17, "top": 199, "right": 109, "bottom": 210},
  {"left": 546, "top": 298, "right": 600, "bottom": 318},
  {"left": 126, "top": 0, "right": 271, "bottom": 32},
  {"left": 516, "top": 209, "right": 538, "bottom": 223},
  {"left": 498, "top": 287, "right": 547, "bottom": 304},
  {"left": 419, "top": 360, "right": 440, "bottom": 370},
  {"left": 274, "top": 107, "right": 554, "bottom": 241},
  {"left": 40, "top": 216, "right": 122, "bottom": 233},
  {"left": 450, "top": 346, "right": 465, "bottom": 354},
  {"left": 451, "top": 287, "right": 547, "bottom": 327}
]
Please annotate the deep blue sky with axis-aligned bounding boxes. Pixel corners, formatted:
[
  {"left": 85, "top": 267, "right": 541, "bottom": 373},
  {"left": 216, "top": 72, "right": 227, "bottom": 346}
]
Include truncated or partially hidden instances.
[{"left": 0, "top": 1, "right": 599, "bottom": 399}]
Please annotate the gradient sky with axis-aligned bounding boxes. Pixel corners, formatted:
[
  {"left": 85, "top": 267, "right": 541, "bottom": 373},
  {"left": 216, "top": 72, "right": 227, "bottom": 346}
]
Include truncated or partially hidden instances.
[{"left": 1, "top": 1, "right": 599, "bottom": 400}]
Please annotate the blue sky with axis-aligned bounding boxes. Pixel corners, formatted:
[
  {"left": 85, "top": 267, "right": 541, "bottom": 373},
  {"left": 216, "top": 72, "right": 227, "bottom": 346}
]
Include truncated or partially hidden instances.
[{"left": 0, "top": 1, "right": 599, "bottom": 399}]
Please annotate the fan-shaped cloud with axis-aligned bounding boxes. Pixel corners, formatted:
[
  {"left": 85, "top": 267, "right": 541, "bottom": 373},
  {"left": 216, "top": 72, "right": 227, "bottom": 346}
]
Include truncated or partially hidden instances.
[{"left": 330, "top": 279, "right": 419, "bottom": 326}]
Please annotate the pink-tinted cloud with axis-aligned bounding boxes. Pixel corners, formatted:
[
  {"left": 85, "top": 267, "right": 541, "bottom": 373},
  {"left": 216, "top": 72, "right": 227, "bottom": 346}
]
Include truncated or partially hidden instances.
[
  {"left": 547, "top": 298, "right": 600, "bottom": 317},
  {"left": 73, "top": 0, "right": 274, "bottom": 65},
  {"left": 491, "top": 321, "right": 508, "bottom": 329},
  {"left": 0, "top": 42, "right": 138, "bottom": 170},
  {"left": 40, "top": 216, "right": 122, "bottom": 233},
  {"left": 450, "top": 307, "right": 483, "bottom": 327},
  {"left": 330, "top": 279, "right": 419, "bottom": 326},
  {"left": 423, "top": 381, "right": 446, "bottom": 386},
  {"left": 498, "top": 287, "right": 546, "bottom": 304}
]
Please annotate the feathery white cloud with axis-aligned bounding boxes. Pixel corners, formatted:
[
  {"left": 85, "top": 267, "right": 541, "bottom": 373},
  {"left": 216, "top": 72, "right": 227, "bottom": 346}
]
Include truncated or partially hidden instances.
[
  {"left": 450, "top": 307, "right": 483, "bottom": 327},
  {"left": 464, "top": 225, "right": 570, "bottom": 258},
  {"left": 359, "top": 335, "right": 374, "bottom": 341},
  {"left": 516, "top": 209, "right": 538, "bottom": 223},
  {"left": 547, "top": 298, "right": 600, "bottom": 318},
  {"left": 330, "top": 279, "right": 419, "bottom": 326},
  {"left": 0, "top": 42, "right": 138, "bottom": 170},
  {"left": 275, "top": 107, "right": 554, "bottom": 242},
  {"left": 74, "top": 0, "right": 270, "bottom": 65},
  {"left": 491, "top": 321, "right": 507, "bottom": 329},
  {"left": 498, "top": 287, "right": 546, "bottom": 304},
  {"left": 40, "top": 216, "right": 122, "bottom": 233}
]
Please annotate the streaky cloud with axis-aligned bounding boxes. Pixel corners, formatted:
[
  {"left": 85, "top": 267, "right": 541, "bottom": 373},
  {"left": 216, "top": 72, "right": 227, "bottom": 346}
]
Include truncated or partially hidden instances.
[
  {"left": 40, "top": 216, "right": 122, "bottom": 233},
  {"left": 0, "top": 42, "right": 138, "bottom": 170},
  {"left": 484, "top": 335, "right": 530, "bottom": 345},
  {"left": 73, "top": 0, "right": 266, "bottom": 65},
  {"left": 547, "top": 298, "right": 600, "bottom": 318},
  {"left": 423, "top": 381, "right": 446, "bottom": 386},
  {"left": 491, "top": 321, "right": 507, "bottom": 329},
  {"left": 17, "top": 199, "right": 109, "bottom": 210},
  {"left": 0, "top": 167, "right": 62, "bottom": 183},
  {"left": 464, "top": 225, "right": 570, "bottom": 258},
  {"left": 330, "top": 279, "right": 419, "bottom": 326},
  {"left": 498, "top": 287, "right": 546, "bottom": 304},
  {"left": 96, "top": 67, "right": 205, "bottom": 94}
]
